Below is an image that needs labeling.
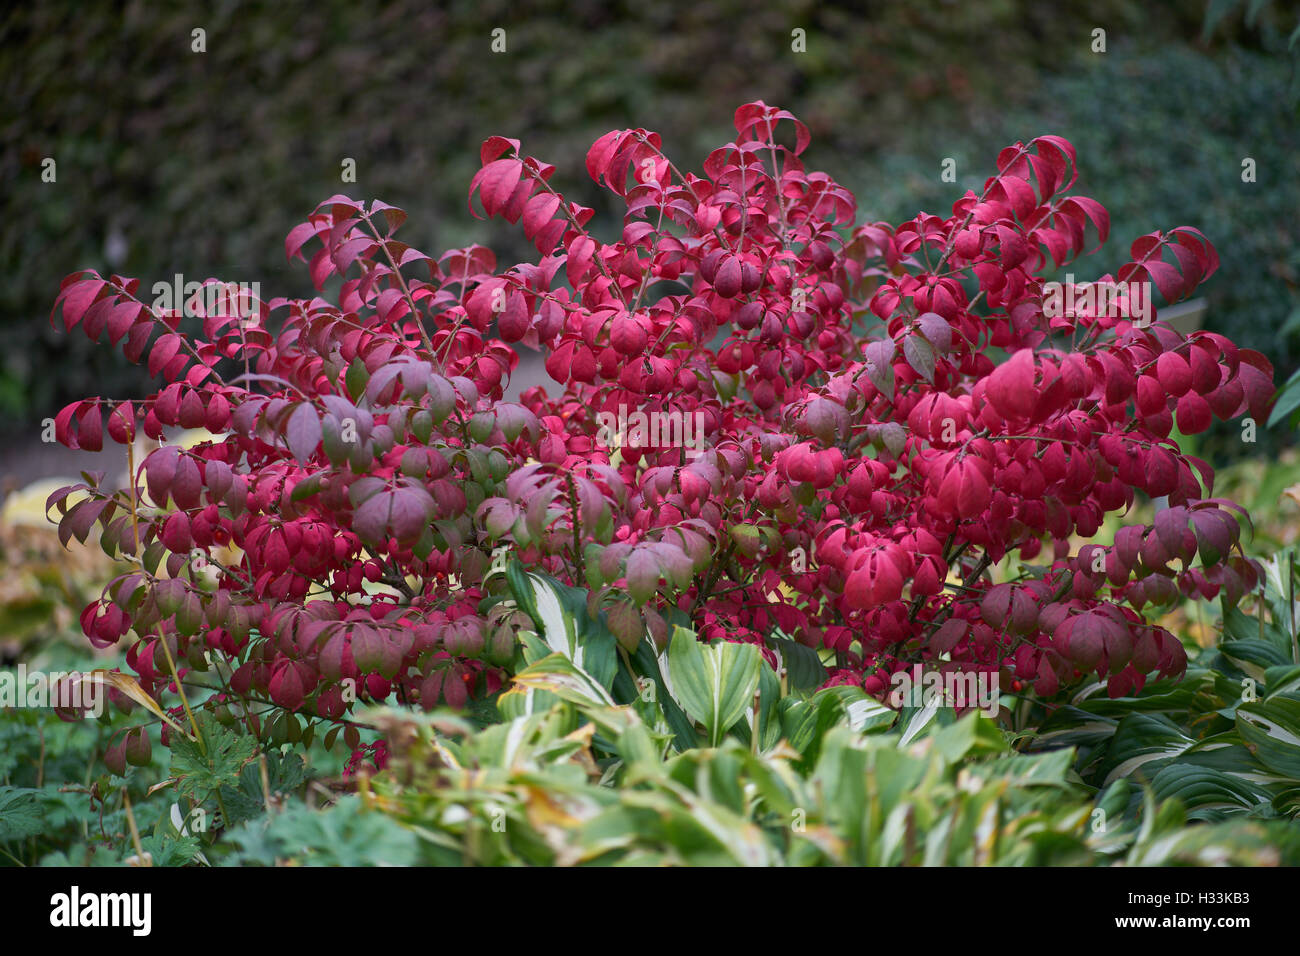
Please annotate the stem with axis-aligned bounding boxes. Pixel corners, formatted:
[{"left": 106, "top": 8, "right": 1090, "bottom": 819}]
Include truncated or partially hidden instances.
[
  {"left": 565, "top": 474, "right": 586, "bottom": 583},
  {"left": 122, "top": 789, "right": 148, "bottom": 865},
  {"left": 0, "top": 846, "right": 24, "bottom": 867},
  {"left": 359, "top": 210, "right": 438, "bottom": 356},
  {"left": 126, "top": 439, "right": 203, "bottom": 749},
  {"left": 691, "top": 539, "right": 737, "bottom": 617},
  {"left": 516, "top": 155, "right": 632, "bottom": 310}
]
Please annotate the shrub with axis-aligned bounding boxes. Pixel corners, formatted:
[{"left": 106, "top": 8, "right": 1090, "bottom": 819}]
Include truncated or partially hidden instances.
[{"left": 47, "top": 102, "right": 1272, "bottom": 761}]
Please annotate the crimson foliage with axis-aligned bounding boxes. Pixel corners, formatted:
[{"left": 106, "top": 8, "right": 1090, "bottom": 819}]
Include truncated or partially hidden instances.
[{"left": 49, "top": 103, "right": 1271, "bottom": 750}]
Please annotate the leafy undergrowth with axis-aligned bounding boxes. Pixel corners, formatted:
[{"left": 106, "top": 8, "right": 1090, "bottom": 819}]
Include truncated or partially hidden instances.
[{"left": 6, "top": 560, "right": 1300, "bottom": 866}]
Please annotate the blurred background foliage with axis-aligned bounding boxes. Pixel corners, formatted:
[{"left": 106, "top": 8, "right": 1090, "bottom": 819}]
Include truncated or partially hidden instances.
[{"left": 1, "top": 0, "right": 1296, "bottom": 467}]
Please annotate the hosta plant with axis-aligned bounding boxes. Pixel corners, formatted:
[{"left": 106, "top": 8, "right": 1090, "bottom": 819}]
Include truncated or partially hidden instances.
[
  {"left": 353, "top": 647, "right": 1300, "bottom": 867},
  {"left": 46, "top": 102, "right": 1272, "bottom": 761},
  {"left": 1033, "top": 549, "right": 1300, "bottom": 822}
]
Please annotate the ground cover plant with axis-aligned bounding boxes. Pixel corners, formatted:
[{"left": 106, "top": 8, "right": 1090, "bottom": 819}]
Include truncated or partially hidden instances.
[{"left": 20, "top": 101, "right": 1284, "bottom": 865}]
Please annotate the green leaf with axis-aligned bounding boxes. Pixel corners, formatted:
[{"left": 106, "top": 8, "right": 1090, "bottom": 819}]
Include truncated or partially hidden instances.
[
  {"left": 1100, "top": 713, "right": 1194, "bottom": 785},
  {"left": 139, "top": 830, "right": 203, "bottom": 867},
  {"left": 930, "top": 711, "right": 1009, "bottom": 763},
  {"left": 225, "top": 796, "right": 419, "bottom": 866},
  {"left": 1266, "top": 366, "right": 1300, "bottom": 428},
  {"left": 1149, "top": 765, "right": 1264, "bottom": 820},
  {"left": 345, "top": 358, "right": 369, "bottom": 402},
  {"left": 289, "top": 472, "right": 325, "bottom": 502},
  {"left": 1221, "top": 639, "right": 1291, "bottom": 682},
  {"left": 0, "top": 787, "right": 45, "bottom": 842},
  {"left": 766, "top": 634, "right": 829, "bottom": 691},
  {"left": 664, "top": 626, "right": 761, "bottom": 746},
  {"left": 902, "top": 333, "right": 935, "bottom": 383},
  {"left": 1201, "top": 0, "right": 1241, "bottom": 41},
  {"left": 512, "top": 652, "right": 617, "bottom": 709},
  {"left": 1237, "top": 698, "right": 1300, "bottom": 779},
  {"left": 169, "top": 713, "right": 258, "bottom": 803},
  {"left": 626, "top": 634, "right": 699, "bottom": 751},
  {"left": 1223, "top": 599, "right": 1291, "bottom": 658},
  {"left": 513, "top": 571, "right": 620, "bottom": 691}
]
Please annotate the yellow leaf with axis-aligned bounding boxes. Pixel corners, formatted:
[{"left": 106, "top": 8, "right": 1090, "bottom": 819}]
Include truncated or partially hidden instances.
[{"left": 83, "top": 669, "right": 194, "bottom": 740}]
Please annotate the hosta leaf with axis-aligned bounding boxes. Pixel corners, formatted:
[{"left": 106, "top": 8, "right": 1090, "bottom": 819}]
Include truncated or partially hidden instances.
[
  {"left": 1148, "top": 765, "right": 1265, "bottom": 820},
  {"left": 1101, "top": 713, "right": 1194, "bottom": 785},
  {"left": 1236, "top": 698, "right": 1300, "bottom": 779},
  {"left": 766, "top": 635, "right": 829, "bottom": 691},
  {"left": 665, "top": 626, "right": 761, "bottom": 746},
  {"left": 1221, "top": 639, "right": 1291, "bottom": 682},
  {"left": 512, "top": 653, "right": 615, "bottom": 709}
]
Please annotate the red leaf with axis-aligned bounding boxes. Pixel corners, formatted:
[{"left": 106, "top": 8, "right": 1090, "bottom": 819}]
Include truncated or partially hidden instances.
[
  {"left": 497, "top": 291, "right": 530, "bottom": 342},
  {"left": 1034, "top": 654, "right": 1059, "bottom": 696},
  {"left": 75, "top": 402, "right": 103, "bottom": 452},
  {"left": 172, "top": 455, "right": 202, "bottom": 510},
  {"left": 586, "top": 130, "right": 628, "bottom": 186},
  {"left": 980, "top": 583, "right": 1014, "bottom": 627},
  {"left": 1145, "top": 260, "right": 1186, "bottom": 303},
  {"left": 52, "top": 278, "right": 106, "bottom": 330},
  {"left": 389, "top": 486, "right": 434, "bottom": 543},
  {"left": 955, "top": 459, "right": 991, "bottom": 518},
  {"left": 148, "top": 333, "right": 182, "bottom": 378},
  {"left": 1190, "top": 508, "right": 1236, "bottom": 565},
  {"left": 1236, "top": 362, "right": 1274, "bottom": 421},
  {"left": 106, "top": 302, "right": 142, "bottom": 345},
  {"left": 566, "top": 235, "right": 596, "bottom": 288},
  {"left": 1145, "top": 446, "right": 1179, "bottom": 497},
  {"left": 63, "top": 497, "right": 111, "bottom": 547},
  {"left": 986, "top": 349, "right": 1036, "bottom": 419},
  {"left": 626, "top": 548, "right": 660, "bottom": 605},
  {"left": 473, "top": 159, "right": 523, "bottom": 218},
  {"left": 843, "top": 563, "right": 873, "bottom": 610},
  {"left": 1155, "top": 351, "right": 1191, "bottom": 396},
  {"left": 1175, "top": 392, "right": 1212, "bottom": 434},
  {"left": 522, "top": 192, "right": 561, "bottom": 240},
  {"left": 1135, "top": 375, "right": 1166, "bottom": 415},
  {"left": 269, "top": 663, "right": 306, "bottom": 711},
  {"left": 285, "top": 402, "right": 322, "bottom": 463},
  {"left": 610, "top": 313, "right": 647, "bottom": 356},
  {"left": 285, "top": 221, "right": 321, "bottom": 261},
  {"left": 480, "top": 136, "right": 522, "bottom": 166},
  {"left": 1068, "top": 615, "right": 1104, "bottom": 670},
  {"left": 353, "top": 494, "right": 389, "bottom": 544},
  {"left": 1063, "top": 195, "right": 1110, "bottom": 246},
  {"left": 930, "top": 618, "right": 967, "bottom": 653}
]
